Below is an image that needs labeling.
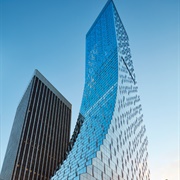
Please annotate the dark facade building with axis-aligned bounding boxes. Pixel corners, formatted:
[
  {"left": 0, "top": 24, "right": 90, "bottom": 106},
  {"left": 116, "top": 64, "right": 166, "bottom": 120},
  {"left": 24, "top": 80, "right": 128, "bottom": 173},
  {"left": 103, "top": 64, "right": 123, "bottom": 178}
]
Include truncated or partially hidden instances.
[
  {"left": 0, "top": 70, "right": 72, "bottom": 180},
  {"left": 52, "top": 0, "right": 150, "bottom": 180}
]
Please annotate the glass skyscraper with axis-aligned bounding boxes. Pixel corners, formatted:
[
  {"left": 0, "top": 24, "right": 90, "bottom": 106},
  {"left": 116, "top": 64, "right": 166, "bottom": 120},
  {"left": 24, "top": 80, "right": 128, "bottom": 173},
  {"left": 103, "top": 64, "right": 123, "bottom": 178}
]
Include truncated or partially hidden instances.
[
  {"left": 52, "top": 0, "right": 150, "bottom": 180},
  {"left": 0, "top": 70, "right": 72, "bottom": 180}
]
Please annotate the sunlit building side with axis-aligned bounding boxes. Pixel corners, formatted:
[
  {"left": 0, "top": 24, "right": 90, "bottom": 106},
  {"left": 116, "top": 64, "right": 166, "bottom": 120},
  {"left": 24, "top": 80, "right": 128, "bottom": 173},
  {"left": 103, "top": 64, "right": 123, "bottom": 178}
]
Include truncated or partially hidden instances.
[{"left": 53, "top": 0, "right": 150, "bottom": 179}]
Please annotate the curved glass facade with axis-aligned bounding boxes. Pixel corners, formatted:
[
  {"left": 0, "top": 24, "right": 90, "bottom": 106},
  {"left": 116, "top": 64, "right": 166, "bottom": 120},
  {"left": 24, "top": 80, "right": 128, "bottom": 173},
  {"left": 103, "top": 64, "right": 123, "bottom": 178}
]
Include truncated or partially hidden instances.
[{"left": 52, "top": 0, "right": 150, "bottom": 180}]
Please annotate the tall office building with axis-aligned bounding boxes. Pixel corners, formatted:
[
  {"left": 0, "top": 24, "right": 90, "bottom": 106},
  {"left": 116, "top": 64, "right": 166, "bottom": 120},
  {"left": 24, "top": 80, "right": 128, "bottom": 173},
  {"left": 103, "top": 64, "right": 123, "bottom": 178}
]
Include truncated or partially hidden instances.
[
  {"left": 52, "top": 0, "right": 150, "bottom": 180},
  {"left": 0, "top": 70, "right": 72, "bottom": 180}
]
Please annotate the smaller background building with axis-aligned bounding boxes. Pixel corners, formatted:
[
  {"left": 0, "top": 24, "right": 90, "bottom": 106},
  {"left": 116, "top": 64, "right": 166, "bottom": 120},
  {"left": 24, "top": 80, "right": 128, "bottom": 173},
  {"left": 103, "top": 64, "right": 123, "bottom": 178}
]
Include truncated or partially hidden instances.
[{"left": 0, "top": 69, "right": 72, "bottom": 180}]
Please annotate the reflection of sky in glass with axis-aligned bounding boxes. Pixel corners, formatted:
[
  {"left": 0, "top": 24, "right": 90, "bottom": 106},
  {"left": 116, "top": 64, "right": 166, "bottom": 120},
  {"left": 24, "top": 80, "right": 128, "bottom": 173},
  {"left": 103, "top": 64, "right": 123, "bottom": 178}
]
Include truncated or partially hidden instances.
[
  {"left": 53, "top": 2, "right": 119, "bottom": 178},
  {"left": 0, "top": 0, "right": 179, "bottom": 179}
]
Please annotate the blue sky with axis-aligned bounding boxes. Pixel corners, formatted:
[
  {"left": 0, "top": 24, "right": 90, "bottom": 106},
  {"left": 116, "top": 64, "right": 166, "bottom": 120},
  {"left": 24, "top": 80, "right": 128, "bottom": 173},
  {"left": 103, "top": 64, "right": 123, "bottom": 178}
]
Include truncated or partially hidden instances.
[{"left": 0, "top": 0, "right": 179, "bottom": 179}]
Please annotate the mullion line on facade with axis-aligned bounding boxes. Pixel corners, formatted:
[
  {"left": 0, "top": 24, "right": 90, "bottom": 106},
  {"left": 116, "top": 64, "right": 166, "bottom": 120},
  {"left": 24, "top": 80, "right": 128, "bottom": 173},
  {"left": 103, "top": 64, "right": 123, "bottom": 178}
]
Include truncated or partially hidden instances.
[
  {"left": 47, "top": 94, "right": 56, "bottom": 178},
  {"left": 60, "top": 103, "right": 66, "bottom": 161},
  {"left": 27, "top": 82, "right": 43, "bottom": 179},
  {"left": 53, "top": 99, "right": 60, "bottom": 171},
  {"left": 68, "top": 108, "right": 71, "bottom": 148},
  {"left": 36, "top": 88, "right": 50, "bottom": 179},
  {"left": 50, "top": 96, "right": 58, "bottom": 177},
  {"left": 12, "top": 77, "right": 36, "bottom": 180},
  {"left": 18, "top": 78, "right": 40, "bottom": 179},
  {"left": 48, "top": 95, "right": 57, "bottom": 177},
  {"left": 17, "top": 78, "right": 38, "bottom": 179},
  {"left": 46, "top": 94, "right": 56, "bottom": 179},
  {"left": 28, "top": 82, "right": 45, "bottom": 179},
  {"left": 23, "top": 80, "right": 43, "bottom": 180},
  {"left": 40, "top": 90, "right": 52, "bottom": 179},
  {"left": 54, "top": 97, "right": 60, "bottom": 175},
  {"left": 54, "top": 99, "right": 60, "bottom": 170},
  {"left": 43, "top": 92, "right": 54, "bottom": 179},
  {"left": 65, "top": 107, "right": 70, "bottom": 156},
  {"left": 32, "top": 84, "right": 47, "bottom": 179},
  {"left": 56, "top": 100, "right": 63, "bottom": 165},
  {"left": 63, "top": 106, "right": 68, "bottom": 161}
]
